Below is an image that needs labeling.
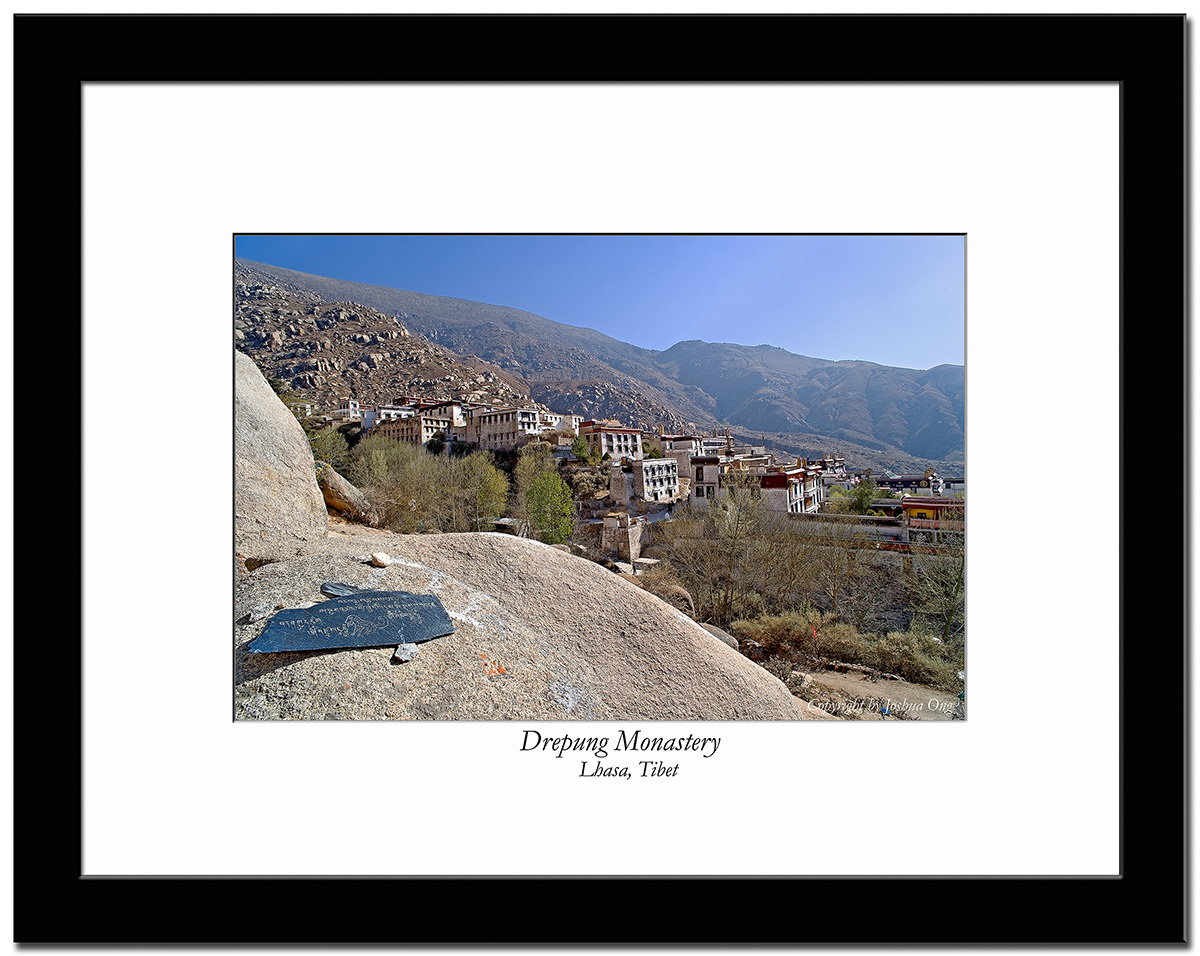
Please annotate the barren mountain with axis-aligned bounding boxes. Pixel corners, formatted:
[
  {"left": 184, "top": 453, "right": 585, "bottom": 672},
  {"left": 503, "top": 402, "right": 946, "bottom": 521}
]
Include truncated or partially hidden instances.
[
  {"left": 655, "top": 340, "right": 965, "bottom": 463},
  {"left": 234, "top": 260, "right": 687, "bottom": 430},
  {"left": 234, "top": 257, "right": 965, "bottom": 473}
]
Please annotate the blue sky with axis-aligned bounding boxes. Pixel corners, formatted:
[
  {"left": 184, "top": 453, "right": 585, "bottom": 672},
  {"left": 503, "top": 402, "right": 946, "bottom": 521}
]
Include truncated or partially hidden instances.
[{"left": 234, "top": 234, "right": 965, "bottom": 370}]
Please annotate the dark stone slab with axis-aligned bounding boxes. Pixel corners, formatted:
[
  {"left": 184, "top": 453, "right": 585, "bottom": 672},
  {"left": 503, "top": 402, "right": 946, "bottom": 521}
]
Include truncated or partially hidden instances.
[
  {"left": 246, "top": 591, "right": 455, "bottom": 654},
  {"left": 320, "top": 581, "right": 360, "bottom": 597}
]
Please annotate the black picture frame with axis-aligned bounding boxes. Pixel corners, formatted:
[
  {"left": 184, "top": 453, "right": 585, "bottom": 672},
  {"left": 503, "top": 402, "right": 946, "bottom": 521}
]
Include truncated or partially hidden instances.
[{"left": 23, "top": 12, "right": 1184, "bottom": 946}]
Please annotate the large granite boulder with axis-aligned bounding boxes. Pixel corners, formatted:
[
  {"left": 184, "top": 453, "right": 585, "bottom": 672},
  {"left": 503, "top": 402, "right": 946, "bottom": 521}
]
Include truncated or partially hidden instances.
[
  {"left": 314, "top": 460, "right": 376, "bottom": 526},
  {"left": 234, "top": 349, "right": 328, "bottom": 562},
  {"left": 699, "top": 622, "right": 739, "bottom": 650},
  {"left": 234, "top": 527, "right": 815, "bottom": 721}
]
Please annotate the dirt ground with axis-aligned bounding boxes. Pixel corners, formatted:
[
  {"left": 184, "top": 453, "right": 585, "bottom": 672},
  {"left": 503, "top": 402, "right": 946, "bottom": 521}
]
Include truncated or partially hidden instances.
[{"left": 788, "top": 667, "right": 965, "bottom": 721}]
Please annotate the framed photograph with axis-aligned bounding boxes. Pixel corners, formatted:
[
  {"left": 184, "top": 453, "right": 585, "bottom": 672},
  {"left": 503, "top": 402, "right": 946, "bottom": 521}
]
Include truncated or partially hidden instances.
[
  {"left": 23, "top": 10, "right": 1183, "bottom": 946},
  {"left": 229, "top": 231, "right": 967, "bottom": 727}
]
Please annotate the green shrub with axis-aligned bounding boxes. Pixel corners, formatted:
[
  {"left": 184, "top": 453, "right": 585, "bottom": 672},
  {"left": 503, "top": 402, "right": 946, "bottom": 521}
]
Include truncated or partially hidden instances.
[
  {"left": 343, "top": 433, "right": 420, "bottom": 487},
  {"left": 525, "top": 471, "right": 574, "bottom": 544},
  {"left": 309, "top": 426, "right": 350, "bottom": 471},
  {"left": 341, "top": 438, "right": 508, "bottom": 535}
]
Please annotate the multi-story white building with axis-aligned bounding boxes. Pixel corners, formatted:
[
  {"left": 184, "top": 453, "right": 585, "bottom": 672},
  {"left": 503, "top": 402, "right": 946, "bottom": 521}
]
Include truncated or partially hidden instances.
[
  {"left": 581, "top": 420, "right": 644, "bottom": 461},
  {"left": 759, "top": 470, "right": 804, "bottom": 514},
  {"left": 798, "top": 462, "right": 824, "bottom": 514},
  {"left": 456, "top": 404, "right": 583, "bottom": 451},
  {"left": 539, "top": 412, "right": 584, "bottom": 436},
  {"left": 773, "top": 458, "right": 826, "bottom": 514},
  {"left": 757, "top": 464, "right": 822, "bottom": 515},
  {"left": 516, "top": 406, "right": 545, "bottom": 440},
  {"left": 687, "top": 457, "right": 824, "bottom": 515},
  {"left": 423, "top": 401, "right": 467, "bottom": 428},
  {"left": 362, "top": 403, "right": 417, "bottom": 430},
  {"left": 660, "top": 435, "right": 702, "bottom": 455},
  {"left": 466, "top": 405, "right": 543, "bottom": 449},
  {"left": 632, "top": 458, "right": 679, "bottom": 502},
  {"left": 333, "top": 398, "right": 364, "bottom": 420}
]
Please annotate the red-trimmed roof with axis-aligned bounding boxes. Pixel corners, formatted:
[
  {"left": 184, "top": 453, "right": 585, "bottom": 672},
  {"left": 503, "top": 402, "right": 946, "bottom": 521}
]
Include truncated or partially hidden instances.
[{"left": 759, "top": 474, "right": 792, "bottom": 488}]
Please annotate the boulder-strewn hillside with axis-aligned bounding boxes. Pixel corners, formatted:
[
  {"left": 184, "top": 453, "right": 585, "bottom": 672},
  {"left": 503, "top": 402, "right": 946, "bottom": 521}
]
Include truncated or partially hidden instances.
[
  {"left": 235, "top": 260, "right": 687, "bottom": 431},
  {"left": 235, "top": 258, "right": 965, "bottom": 473},
  {"left": 235, "top": 263, "right": 531, "bottom": 410},
  {"left": 233, "top": 347, "right": 818, "bottom": 721}
]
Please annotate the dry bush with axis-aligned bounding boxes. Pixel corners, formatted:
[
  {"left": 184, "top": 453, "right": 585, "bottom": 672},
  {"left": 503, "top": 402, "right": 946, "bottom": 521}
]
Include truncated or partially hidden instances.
[
  {"left": 730, "top": 610, "right": 842, "bottom": 658},
  {"left": 729, "top": 611, "right": 963, "bottom": 691},
  {"left": 871, "top": 632, "right": 961, "bottom": 689},
  {"left": 565, "top": 467, "right": 605, "bottom": 499}
]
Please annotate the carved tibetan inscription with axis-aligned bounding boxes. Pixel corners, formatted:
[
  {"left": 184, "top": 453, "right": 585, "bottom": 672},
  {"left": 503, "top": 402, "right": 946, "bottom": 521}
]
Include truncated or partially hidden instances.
[{"left": 246, "top": 591, "right": 455, "bottom": 654}]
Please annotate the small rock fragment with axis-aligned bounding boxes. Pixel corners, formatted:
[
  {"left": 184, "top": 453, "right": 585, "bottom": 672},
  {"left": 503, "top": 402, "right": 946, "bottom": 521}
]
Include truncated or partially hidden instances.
[
  {"left": 370, "top": 552, "right": 392, "bottom": 567},
  {"left": 392, "top": 643, "right": 420, "bottom": 663}
]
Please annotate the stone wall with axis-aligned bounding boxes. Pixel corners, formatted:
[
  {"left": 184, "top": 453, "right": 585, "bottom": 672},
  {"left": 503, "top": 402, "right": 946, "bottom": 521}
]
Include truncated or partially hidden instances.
[{"left": 602, "top": 512, "right": 644, "bottom": 562}]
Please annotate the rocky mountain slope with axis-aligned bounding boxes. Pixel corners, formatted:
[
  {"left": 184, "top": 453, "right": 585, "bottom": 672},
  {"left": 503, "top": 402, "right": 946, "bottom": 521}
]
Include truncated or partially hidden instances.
[
  {"left": 655, "top": 340, "right": 965, "bottom": 463},
  {"left": 235, "top": 264, "right": 531, "bottom": 411},
  {"left": 236, "top": 260, "right": 686, "bottom": 430},
  {"left": 235, "top": 257, "right": 965, "bottom": 473}
]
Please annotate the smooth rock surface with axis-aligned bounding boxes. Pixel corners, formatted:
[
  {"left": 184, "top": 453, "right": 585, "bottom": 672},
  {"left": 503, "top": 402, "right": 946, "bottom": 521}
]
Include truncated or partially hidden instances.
[
  {"left": 234, "top": 349, "right": 328, "bottom": 561},
  {"left": 235, "top": 528, "right": 813, "bottom": 721}
]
